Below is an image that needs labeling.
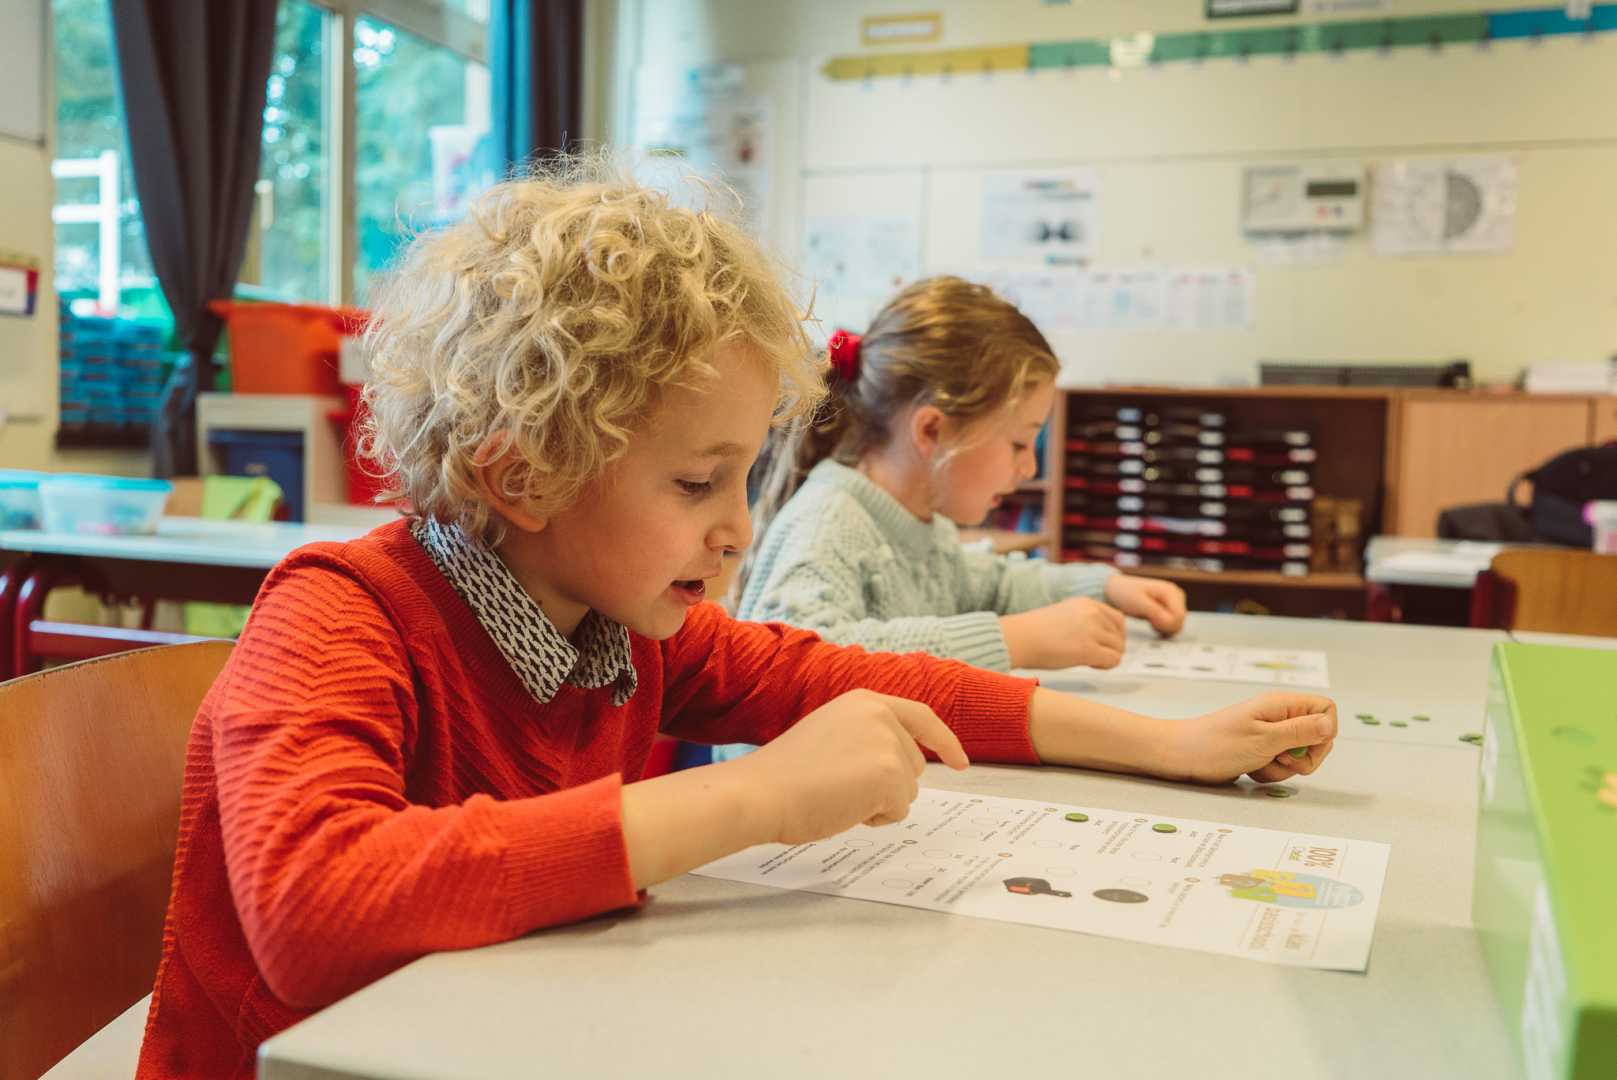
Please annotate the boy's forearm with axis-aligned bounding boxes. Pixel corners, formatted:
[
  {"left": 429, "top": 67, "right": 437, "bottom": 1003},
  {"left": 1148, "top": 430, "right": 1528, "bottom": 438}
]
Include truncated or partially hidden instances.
[
  {"left": 1026, "top": 687, "right": 1181, "bottom": 779},
  {"left": 620, "top": 758, "right": 778, "bottom": 889}
]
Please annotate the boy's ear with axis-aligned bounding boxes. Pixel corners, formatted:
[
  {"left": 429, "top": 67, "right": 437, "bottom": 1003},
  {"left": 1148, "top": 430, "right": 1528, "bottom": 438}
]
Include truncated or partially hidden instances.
[
  {"left": 909, "top": 404, "right": 948, "bottom": 460},
  {"left": 474, "top": 432, "right": 549, "bottom": 534}
]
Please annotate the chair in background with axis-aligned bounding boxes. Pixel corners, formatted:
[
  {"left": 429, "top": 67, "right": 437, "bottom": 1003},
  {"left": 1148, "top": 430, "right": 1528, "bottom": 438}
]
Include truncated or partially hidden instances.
[
  {"left": 0, "top": 641, "right": 232, "bottom": 1080},
  {"left": 1470, "top": 549, "right": 1617, "bottom": 637}
]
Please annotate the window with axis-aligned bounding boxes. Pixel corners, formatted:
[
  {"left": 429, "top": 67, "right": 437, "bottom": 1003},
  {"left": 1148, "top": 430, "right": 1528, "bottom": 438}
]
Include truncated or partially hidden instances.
[
  {"left": 249, "top": 0, "right": 334, "bottom": 304},
  {"left": 51, "top": 0, "right": 491, "bottom": 313},
  {"left": 353, "top": 14, "right": 493, "bottom": 301},
  {"left": 51, "top": 0, "right": 163, "bottom": 319}
]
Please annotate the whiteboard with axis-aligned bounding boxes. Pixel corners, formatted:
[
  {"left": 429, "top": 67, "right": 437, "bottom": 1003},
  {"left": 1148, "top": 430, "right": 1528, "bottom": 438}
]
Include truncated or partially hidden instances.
[
  {"left": 0, "top": 1, "right": 46, "bottom": 143},
  {"left": 624, "top": 3, "right": 1617, "bottom": 386}
]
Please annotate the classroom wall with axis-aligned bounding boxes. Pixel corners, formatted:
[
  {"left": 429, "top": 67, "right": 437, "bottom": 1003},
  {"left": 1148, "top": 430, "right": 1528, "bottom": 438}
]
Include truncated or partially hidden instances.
[
  {"left": 0, "top": 26, "right": 147, "bottom": 475},
  {"left": 604, "top": 0, "right": 1617, "bottom": 387}
]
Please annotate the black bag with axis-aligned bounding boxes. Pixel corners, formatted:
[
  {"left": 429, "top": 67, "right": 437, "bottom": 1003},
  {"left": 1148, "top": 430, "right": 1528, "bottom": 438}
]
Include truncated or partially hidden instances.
[{"left": 1510, "top": 442, "right": 1617, "bottom": 547}]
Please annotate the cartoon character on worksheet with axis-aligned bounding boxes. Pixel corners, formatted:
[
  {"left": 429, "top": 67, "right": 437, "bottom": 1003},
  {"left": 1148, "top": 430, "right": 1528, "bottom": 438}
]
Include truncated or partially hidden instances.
[{"left": 1218, "top": 869, "right": 1363, "bottom": 909}]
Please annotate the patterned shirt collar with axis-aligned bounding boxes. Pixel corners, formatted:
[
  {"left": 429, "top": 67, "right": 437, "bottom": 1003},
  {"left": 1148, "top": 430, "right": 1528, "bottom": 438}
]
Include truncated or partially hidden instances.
[{"left": 411, "top": 517, "right": 638, "bottom": 707}]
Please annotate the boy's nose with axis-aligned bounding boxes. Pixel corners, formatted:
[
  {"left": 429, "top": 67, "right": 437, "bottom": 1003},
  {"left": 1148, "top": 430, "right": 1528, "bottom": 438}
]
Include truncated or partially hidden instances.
[{"left": 714, "top": 488, "right": 754, "bottom": 553}]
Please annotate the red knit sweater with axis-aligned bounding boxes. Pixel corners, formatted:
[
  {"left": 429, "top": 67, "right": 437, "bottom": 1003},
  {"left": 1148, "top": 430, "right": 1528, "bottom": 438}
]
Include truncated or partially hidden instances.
[{"left": 136, "top": 520, "right": 1039, "bottom": 1078}]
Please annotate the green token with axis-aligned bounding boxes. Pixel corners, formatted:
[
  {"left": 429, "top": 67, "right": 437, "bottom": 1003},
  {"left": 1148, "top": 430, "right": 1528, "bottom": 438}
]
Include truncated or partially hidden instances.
[
  {"left": 1355, "top": 713, "right": 1374, "bottom": 721},
  {"left": 1263, "top": 787, "right": 1295, "bottom": 798},
  {"left": 1413, "top": 714, "right": 1431, "bottom": 722},
  {"left": 1460, "top": 732, "right": 1483, "bottom": 746},
  {"left": 1152, "top": 823, "right": 1177, "bottom": 833},
  {"left": 1359, "top": 717, "right": 1381, "bottom": 726},
  {"left": 1064, "top": 812, "right": 1089, "bottom": 823},
  {"left": 1390, "top": 720, "right": 1408, "bottom": 728},
  {"left": 1288, "top": 747, "right": 1308, "bottom": 759}
]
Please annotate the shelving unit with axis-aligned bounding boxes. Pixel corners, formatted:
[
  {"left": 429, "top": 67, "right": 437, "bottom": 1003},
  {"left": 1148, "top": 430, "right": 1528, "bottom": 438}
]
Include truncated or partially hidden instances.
[{"left": 1001, "top": 386, "right": 1617, "bottom": 617}]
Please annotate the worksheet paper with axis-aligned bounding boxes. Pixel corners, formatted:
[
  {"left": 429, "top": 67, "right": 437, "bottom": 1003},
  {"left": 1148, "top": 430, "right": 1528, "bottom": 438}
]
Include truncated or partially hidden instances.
[
  {"left": 1117, "top": 641, "right": 1331, "bottom": 689},
  {"left": 693, "top": 789, "right": 1390, "bottom": 971}
]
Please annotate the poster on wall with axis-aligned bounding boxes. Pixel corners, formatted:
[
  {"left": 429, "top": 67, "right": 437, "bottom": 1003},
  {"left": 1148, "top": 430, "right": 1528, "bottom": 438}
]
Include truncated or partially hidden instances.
[
  {"left": 979, "top": 168, "right": 1099, "bottom": 267},
  {"left": 1371, "top": 156, "right": 1517, "bottom": 256},
  {"left": 800, "top": 215, "right": 923, "bottom": 339},
  {"left": 0, "top": 253, "right": 40, "bottom": 318},
  {"left": 970, "top": 265, "right": 1252, "bottom": 335},
  {"left": 633, "top": 64, "right": 773, "bottom": 239}
]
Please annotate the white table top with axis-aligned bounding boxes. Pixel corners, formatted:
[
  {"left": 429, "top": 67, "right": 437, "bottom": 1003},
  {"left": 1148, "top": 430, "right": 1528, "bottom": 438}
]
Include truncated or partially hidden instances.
[
  {"left": 1363, "top": 535, "right": 1503, "bottom": 589},
  {"left": 260, "top": 613, "right": 1549, "bottom": 1080},
  {"left": 0, "top": 511, "right": 390, "bottom": 569}
]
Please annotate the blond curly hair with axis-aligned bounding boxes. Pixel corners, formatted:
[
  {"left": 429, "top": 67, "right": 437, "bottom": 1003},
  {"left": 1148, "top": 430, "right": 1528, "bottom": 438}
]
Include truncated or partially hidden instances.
[{"left": 360, "top": 153, "right": 824, "bottom": 541}]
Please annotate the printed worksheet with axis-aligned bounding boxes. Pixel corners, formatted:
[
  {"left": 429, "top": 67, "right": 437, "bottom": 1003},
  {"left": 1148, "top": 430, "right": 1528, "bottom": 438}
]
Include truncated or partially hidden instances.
[
  {"left": 1117, "top": 641, "right": 1331, "bottom": 689},
  {"left": 693, "top": 789, "right": 1390, "bottom": 971}
]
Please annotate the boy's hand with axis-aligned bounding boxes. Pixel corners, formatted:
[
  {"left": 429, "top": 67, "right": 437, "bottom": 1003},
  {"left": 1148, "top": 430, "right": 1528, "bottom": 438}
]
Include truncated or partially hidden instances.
[
  {"left": 738, "top": 690, "right": 969, "bottom": 845},
  {"left": 1167, "top": 692, "right": 1338, "bottom": 785},
  {"left": 1001, "top": 597, "right": 1127, "bottom": 670},
  {"left": 1104, "top": 574, "right": 1188, "bottom": 636}
]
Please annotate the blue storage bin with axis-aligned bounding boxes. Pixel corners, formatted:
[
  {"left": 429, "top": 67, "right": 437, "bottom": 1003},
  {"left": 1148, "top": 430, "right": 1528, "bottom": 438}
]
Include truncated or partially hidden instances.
[
  {"left": 208, "top": 429, "right": 305, "bottom": 521},
  {"left": 0, "top": 470, "right": 46, "bottom": 529}
]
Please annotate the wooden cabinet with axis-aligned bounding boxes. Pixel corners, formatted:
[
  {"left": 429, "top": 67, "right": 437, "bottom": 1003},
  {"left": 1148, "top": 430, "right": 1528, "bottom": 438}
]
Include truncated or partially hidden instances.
[
  {"left": 1385, "top": 395, "right": 1594, "bottom": 537},
  {"left": 1593, "top": 396, "right": 1617, "bottom": 447},
  {"left": 1017, "top": 388, "right": 1614, "bottom": 615}
]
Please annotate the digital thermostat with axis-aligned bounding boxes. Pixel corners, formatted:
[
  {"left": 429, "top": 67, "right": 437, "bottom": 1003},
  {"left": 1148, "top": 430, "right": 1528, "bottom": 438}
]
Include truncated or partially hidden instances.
[{"left": 1242, "top": 163, "right": 1366, "bottom": 234}]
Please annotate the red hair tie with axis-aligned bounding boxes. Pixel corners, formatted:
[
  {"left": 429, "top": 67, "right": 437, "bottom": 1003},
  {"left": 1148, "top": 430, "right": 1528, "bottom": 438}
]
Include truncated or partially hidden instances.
[{"left": 828, "top": 329, "right": 862, "bottom": 382}]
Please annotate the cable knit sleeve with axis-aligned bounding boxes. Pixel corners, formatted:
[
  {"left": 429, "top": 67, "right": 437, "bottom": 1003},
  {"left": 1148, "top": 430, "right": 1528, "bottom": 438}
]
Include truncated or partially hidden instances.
[{"left": 954, "top": 544, "right": 1118, "bottom": 614}]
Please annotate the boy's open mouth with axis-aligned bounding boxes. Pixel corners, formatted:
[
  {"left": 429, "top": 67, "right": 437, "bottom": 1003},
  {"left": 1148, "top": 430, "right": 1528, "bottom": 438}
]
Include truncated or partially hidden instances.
[{"left": 671, "top": 579, "right": 707, "bottom": 602}]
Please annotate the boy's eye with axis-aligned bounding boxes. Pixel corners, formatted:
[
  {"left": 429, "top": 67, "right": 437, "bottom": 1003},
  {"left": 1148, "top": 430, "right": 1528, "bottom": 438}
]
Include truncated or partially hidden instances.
[
  {"left": 1012, "top": 442, "right": 1031, "bottom": 453},
  {"left": 676, "top": 478, "right": 714, "bottom": 496}
]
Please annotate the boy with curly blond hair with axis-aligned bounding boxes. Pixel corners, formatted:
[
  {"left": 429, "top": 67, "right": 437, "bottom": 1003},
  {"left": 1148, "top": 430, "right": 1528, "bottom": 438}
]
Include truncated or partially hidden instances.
[{"left": 137, "top": 159, "right": 1338, "bottom": 1078}]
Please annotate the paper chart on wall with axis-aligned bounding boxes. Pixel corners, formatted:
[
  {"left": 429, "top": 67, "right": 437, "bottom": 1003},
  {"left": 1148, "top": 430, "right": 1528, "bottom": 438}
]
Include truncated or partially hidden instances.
[
  {"left": 979, "top": 168, "right": 1099, "bottom": 266},
  {"left": 801, "top": 215, "right": 922, "bottom": 336},
  {"left": 1371, "top": 155, "right": 1517, "bottom": 256},
  {"left": 634, "top": 64, "right": 773, "bottom": 238},
  {"left": 1117, "top": 641, "right": 1331, "bottom": 688},
  {"left": 968, "top": 265, "right": 1252, "bottom": 335},
  {"left": 693, "top": 788, "right": 1390, "bottom": 971}
]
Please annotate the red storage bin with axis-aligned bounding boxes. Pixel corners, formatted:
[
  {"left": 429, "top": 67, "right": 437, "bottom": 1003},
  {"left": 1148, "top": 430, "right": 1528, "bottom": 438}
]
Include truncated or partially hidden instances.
[
  {"left": 328, "top": 385, "right": 387, "bottom": 506},
  {"left": 210, "top": 301, "right": 368, "bottom": 396}
]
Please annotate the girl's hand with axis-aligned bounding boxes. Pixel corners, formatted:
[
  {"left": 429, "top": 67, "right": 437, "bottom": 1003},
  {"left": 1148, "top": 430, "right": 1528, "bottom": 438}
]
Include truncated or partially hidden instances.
[
  {"left": 1104, "top": 574, "right": 1188, "bottom": 637},
  {"left": 1001, "top": 597, "right": 1128, "bottom": 670},
  {"left": 1167, "top": 693, "right": 1338, "bottom": 785},
  {"left": 737, "top": 690, "right": 969, "bottom": 845}
]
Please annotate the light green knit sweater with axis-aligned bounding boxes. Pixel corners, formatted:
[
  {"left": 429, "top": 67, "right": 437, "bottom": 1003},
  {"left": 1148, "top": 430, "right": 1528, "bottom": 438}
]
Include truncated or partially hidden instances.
[
  {"left": 713, "top": 461, "right": 1116, "bottom": 761},
  {"left": 738, "top": 459, "right": 1116, "bottom": 669}
]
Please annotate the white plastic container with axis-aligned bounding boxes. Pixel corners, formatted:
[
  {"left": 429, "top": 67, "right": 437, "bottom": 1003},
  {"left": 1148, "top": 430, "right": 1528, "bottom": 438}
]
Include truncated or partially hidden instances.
[
  {"left": 1586, "top": 500, "right": 1617, "bottom": 555},
  {"left": 0, "top": 469, "right": 45, "bottom": 529},
  {"left": 39, "top": 475, "right": 173, "bottom": 536}
]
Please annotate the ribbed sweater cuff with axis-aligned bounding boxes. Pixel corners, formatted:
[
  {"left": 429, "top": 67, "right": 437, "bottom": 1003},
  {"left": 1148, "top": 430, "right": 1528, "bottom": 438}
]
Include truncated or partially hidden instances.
[
  {"left": 500, "top": 773, "right": 638, "bottom": 931},
  {"left": 945, "top": 666, "right": 1042, "bottom": 766},
  {"left": 1048, "top": 560, "right": 1118, "bottom": 601},
  {"left": 942, "top": 611, "right": 1014, "bottom": 672}
]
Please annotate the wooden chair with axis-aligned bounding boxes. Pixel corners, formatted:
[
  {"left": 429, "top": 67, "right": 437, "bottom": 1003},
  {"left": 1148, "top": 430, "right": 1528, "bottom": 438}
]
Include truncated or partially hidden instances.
[
  {"left": 1470, "top": 549, "right": 1617, "bottom": 637},
  {"left": 0, "top": 641, "right": 232, "bottom": 1080}
]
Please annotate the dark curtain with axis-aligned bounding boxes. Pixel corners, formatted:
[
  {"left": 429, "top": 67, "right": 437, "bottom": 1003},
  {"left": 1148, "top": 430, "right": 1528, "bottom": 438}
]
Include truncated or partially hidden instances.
[
  {"left": 492, "top": 0, "right": 584, "bottom": 176},
  {"left": 110, "top": 0, "right": 279, "bottom": 477}
]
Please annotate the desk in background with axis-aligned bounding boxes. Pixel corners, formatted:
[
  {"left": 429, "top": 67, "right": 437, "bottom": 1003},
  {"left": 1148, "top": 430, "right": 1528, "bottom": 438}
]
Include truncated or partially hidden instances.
[
  {"left": 261, "top": 613, "right": 1529, "bottom": 1080},
  {"left": 0, "top": 506, "right": 395, "bottom": 679}
]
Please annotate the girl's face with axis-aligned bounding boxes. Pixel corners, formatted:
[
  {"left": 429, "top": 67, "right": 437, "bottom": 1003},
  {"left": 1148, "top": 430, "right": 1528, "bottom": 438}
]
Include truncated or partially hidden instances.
[{"left": 934, "top": 378, "right": 1055, "bottom": 526}]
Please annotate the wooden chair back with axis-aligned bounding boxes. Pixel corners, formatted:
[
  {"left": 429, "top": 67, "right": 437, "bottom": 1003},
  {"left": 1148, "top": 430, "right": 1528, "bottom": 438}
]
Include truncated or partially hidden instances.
[
  {"left": 1471, "top": 549, "right": 1617, "bottom": 636},
  {"left": 0, "top": 641, "right": 231, "bottom": 1080}
]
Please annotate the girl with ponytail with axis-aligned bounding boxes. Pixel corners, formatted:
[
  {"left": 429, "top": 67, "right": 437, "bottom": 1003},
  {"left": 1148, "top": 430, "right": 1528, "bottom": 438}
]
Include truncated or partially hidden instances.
[{"left": 726, "top": 277, "right": 1185, "bottom": 761}]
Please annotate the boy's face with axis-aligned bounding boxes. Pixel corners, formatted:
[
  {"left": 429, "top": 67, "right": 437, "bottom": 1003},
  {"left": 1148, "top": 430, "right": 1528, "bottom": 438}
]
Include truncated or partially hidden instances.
[
  {"left": 936, "top": 378, "right": 1055, "bottom": 526},
  {"left": 519, "top": 342, "right": 776, "bottom": 640}
]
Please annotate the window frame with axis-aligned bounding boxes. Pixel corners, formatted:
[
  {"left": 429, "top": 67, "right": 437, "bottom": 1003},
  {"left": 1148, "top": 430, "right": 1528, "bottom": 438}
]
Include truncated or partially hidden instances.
[{"left": 303, "top": 0, "right": 490, "bottom": 304}]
